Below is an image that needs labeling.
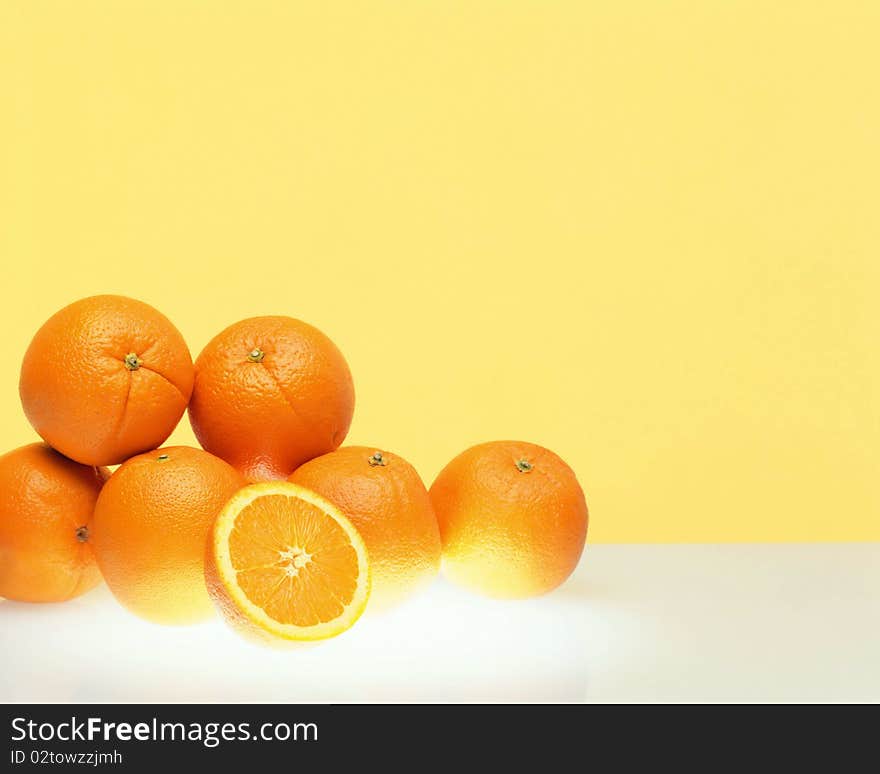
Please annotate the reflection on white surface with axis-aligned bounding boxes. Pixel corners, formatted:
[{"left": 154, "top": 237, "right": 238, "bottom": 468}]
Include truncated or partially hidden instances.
[
  {"left": 1, "top": 544, "right": 879, "bottom": 702},
  {"left": 0, "top": 573, "right": 594, "bottom": 703}
]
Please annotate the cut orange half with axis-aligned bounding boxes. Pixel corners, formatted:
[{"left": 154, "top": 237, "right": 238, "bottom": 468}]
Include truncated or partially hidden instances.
[{"left": 206, "top": 482, "right": 370, "bottom": 645}]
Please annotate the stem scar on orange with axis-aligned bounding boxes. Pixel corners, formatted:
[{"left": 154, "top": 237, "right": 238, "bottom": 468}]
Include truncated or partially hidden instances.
[
  {"left": 19, "top": 295, "right": 194, "bottom": 466},
  {"left": 188, "top": 316, "right": 355, "bottom": 482},
  {"left": 429, "top": 441, "right": 589, "bottom": 599},
  {"left": 0, "top": 443, "right": 108, "bottom": 603}
]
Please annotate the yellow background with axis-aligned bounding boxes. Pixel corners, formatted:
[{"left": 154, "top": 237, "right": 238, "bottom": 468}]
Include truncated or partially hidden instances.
[{"left": 1, "top": 2, "right": 877, "bottom": 542}]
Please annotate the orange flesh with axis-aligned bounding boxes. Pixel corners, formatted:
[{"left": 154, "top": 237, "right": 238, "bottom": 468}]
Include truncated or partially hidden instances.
[{"left": 228, "top": 494, "right": 359, "bottom": 626}]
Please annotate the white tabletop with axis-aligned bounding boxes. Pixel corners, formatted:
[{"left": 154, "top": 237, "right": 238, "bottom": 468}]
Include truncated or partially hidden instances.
[{"left": 2, "top": 544, "right": 878, "bottom": 703}]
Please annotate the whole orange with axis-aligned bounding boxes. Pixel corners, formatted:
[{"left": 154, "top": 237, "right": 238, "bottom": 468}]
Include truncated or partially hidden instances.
[
  {"left": 0, "top": 443, "right": 108, "bottom": 602},
  {"left": 90, "top": 446, "right": 245, "bottom": 625},
  {"left": 429, "top": 441, "right": 588, "bottom": 599},
  {"left": 188, "top": 316, "right": 355, "bottom": 482},
  {"left": 290, "top": 446, "right": 441, "bottom": 610},
  {"left": 19, "top": 295, "right": 194, "bottom": 466}
]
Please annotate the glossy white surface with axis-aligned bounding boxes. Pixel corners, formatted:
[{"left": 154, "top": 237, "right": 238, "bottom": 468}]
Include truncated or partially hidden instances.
[{"left": 2, "top": 544, "right": 878, "bottom": 702}]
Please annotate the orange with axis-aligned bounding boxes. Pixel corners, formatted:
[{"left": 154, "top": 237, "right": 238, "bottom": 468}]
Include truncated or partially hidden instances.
[
  {"left": 188, "top": 316, "right": 355, "bottom": 482},
  {"left": 90, "top": 446, "right": 245, "bottom": 625},
  {"left": 0, "top": 443, "right": 108, "bottom": 602},
  {"left": 19, "top": 295, "right": 194, "bottom": 466},
  {"left": 206, "top": 482, "right": 370, "bottom": 645},
  {"left": 290, "top": 446, "right": 441, "bottom": 610},
  {"left": 429, "top": 441, "right": 588, "bottom": 599}
]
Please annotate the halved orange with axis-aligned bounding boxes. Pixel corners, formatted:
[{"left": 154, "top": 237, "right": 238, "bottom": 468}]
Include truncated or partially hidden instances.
[{"left": 206, "top": 482, "right": 370, "bottom": 645}]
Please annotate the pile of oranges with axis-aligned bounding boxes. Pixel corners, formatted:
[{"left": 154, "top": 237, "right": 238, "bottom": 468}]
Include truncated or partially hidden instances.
[{"left": 0, "top": 295, "right": 588, "bottom": 645}]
